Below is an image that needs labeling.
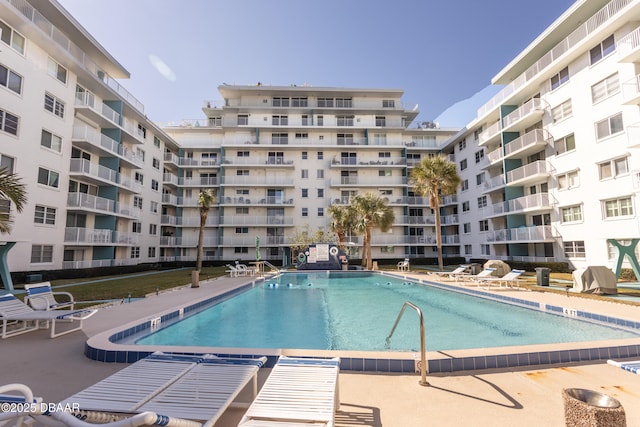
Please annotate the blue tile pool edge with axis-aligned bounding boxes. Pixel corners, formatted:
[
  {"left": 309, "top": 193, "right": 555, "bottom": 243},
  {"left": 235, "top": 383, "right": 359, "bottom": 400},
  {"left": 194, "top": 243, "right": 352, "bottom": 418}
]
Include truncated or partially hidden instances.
[{"left": 84, "top": 272, "right": 640, "bottom": 373}]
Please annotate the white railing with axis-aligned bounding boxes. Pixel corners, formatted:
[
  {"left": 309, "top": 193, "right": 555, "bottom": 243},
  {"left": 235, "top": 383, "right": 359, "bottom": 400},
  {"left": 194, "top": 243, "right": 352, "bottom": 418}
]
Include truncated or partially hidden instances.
[
  {"left": 484, "top": 174, "right": 507, "bottom": 191},
  {"left": 69, "top": 158, "right": 117, "bottom": 184},
  {"left": 617, "top": 25, "right": 640, "bottom": 57},
  {"left": 67, "top": 192, "right": 114, "bottom": 214},
  {"left": 162, "top": 194, "right": 178, "bottom": 205},
  {"left": 506, "top": 160, "right": 548, "bottom": 183},
  {"left": 219, "top": 216, "right": 294, "bottom": 225},
  {"left": 164, "top": 152, "right": 179, "bottom": 164},
  {"left": 72, "top": 124, "right": 143, "bottom": 166},
  {"left": 486, "top": 148, "right": 504, "bottom": 164},
  {"left": 163, "top": 173, "right": 179, "bottom": 185},
  {"left": 504, "top": 129, "right": 552, "bottom": 157},
  {"left": 478, "top": 121, "right": 501, "bottom": 145},
  {"left": 178, "top": 177, "right": 219, "bottom": 186},
  {"left": 396, "top": 215, "right": 436, "bottom": 225},
  {"left": 220, "top": 176, "right": 295, "bottom": 186},
  {"left": 483, "top": 225, "right": 556, "bottom": 242},
  {"left": 508, "top": 192, "right": 551, "bottom": 213},
  {"left": 176, "top": 217, "right": 219, "bottom": 226},
  {"left": 502, "top": 98, "right": 545, "bottom": 129},
  {"left": 478, "top": 0, "right": 634, "bottom": 118}
]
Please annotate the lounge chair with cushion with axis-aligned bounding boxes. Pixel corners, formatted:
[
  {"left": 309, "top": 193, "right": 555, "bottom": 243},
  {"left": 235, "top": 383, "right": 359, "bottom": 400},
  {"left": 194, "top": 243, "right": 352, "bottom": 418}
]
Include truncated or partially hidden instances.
[
  {"left": 239, "top": 356, "right": 340, "bottom": 427},
  {"left": 471, "top": 269, "right": 526, "bottom": 288},
  {"left": 607, "top": 359, "right": 640, "bottom": 375},
  {"left": 0, "top": 294, "right": 96, "bottom": 339},
  {"left": 24, "top": 282, "right": 74, "bottom": 311},
  {"left": 58, "top": 352, "right": 267, "bottom": 427}
]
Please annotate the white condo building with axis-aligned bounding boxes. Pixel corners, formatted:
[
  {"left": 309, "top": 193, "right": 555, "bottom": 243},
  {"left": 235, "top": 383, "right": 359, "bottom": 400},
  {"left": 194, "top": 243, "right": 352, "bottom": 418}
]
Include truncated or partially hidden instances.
[{"left": 2, "top": 0, "right": 640, "bottom": 277}]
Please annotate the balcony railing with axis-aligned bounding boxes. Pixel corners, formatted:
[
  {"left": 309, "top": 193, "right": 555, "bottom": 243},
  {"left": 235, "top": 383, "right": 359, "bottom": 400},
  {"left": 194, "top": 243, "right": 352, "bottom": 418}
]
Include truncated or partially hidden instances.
[
  {"left": 178, "top": 177, "right": 219, "bottom": 186},
  {"left": 503, "top": 129, "right": 552, "bottom": 158},
  {"left": 67, "top": 192, "right": 114, "bottom": 214},
  {"left": 220, "top": 176, "right": 295, "bottom": 186},
  {"left": 508, "top": 192, "right": 551, "bottom": 213},
  {"left": 72, "top": 124, "right": 143, "bottom": 167},
  {"left": 64, "top": 227, "right": 139, "bottom": 245},
  {"left": 483, "top": 225, "right": 555, "bottom": 242},
  {"left": 478, "top": 121, "right": 501, "bottom": 145},
  {"left": 502, "top": 98, "right": 545, "bottom": 129},
  {"left": 484, "top": 175, "right": 507, "bottom": 191},
  {"left": 219, "top": 216, "right": 294, "bottom": 225},
  {"left": 506, "top": 160, "right": 548, "bottom": 184}
]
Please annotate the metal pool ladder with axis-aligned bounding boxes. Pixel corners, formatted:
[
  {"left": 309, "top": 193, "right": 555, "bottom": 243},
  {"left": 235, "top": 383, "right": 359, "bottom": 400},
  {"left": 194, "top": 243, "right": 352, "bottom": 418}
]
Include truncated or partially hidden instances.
[{"left": 386, "top": 301, "right": 429, "bottom": 386}]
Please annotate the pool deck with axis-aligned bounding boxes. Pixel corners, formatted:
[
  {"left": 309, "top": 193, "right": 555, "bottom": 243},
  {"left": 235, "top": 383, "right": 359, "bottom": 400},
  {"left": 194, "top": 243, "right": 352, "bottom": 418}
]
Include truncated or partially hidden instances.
[{"left": 2, "top": 273, "right": 640, "bottom": 426}]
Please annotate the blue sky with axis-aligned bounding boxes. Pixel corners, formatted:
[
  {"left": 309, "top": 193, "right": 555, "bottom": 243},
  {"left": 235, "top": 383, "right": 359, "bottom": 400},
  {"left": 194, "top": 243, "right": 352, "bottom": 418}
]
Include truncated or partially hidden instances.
[{"left": 57, "top": 0, "right": 575, "bottom": 127}]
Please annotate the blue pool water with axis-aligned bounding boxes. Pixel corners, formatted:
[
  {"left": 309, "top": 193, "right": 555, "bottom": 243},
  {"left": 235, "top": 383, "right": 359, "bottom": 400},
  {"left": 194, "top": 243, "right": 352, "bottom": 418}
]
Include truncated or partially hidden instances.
[{"left": 136, "top": 272, "right": 640, "bottom": 351}]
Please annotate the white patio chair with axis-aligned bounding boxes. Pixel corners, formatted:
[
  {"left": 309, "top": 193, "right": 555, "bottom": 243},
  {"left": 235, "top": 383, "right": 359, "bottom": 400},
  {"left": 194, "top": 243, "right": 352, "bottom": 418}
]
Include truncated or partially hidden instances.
[
  {"left": 24, "top": 282, "right": 74, "bottom": 310},
  {"left": 397, "top": 258, "right": 410, "bottom": 271}
]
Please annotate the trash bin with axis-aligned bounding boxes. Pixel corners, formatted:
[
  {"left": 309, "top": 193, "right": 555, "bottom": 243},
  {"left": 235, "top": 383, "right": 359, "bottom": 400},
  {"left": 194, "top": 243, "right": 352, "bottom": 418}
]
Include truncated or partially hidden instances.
[
  {"left": 535, "top": 267, "right": 551, "bottom": 286},
  {"left": 563, "top": 388, "right": 626, "bottom": 427}
]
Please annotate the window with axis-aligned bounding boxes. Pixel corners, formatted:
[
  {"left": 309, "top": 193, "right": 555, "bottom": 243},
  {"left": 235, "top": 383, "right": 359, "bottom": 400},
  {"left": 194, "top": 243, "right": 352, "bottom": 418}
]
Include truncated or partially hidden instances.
[
  {"left": 302, "top": 207, "right": 308, "bottom": 217},
  {"left": 337, "top": 116, "right": 354, "bottom": 126},
  {"left": 476, "top": 173, "right": 485, "bottom": 186},
  {"left": 459, "top": 159, "right": 467, "bottom": 171},
  {"left": 317, "top": 152, "right": 324, "bottom": 160},
  {"left": 136, "top": 148, "right": 145, "bottom": 162},
  {"left": 301, "top": 169, "right": 308, "bottom": 179},
  {"left": 0, "top": 20, "right": 25, "bottom": 54},
  {"left": 235, "top": 227, "right": 249, "bottom": 234},
  {"left": 132, "top": 222, "right": 142, "bottom": 233},
  {"left": 151, "top": 179, "right": 159, "bottom": 191},
  {"left": 154, "top": 136, "right": 161, "bottom": 148},
  {"left": 47, "top": 58, "right": 67, "bottom": 84},
  {"left": 236, "top": 207, "right": 249, "bottom": 214},
  {"left": 557, "top": 170, "right": 579, "bottom": 190},
  {"left": 464, "top": 244, "right": 472, "bottom": 255},
  {"left": 337, "top": 134, "right": 354, "bottom": 145},
  {"left": 131, "top": 247, "right": 140, "bottom": 258},
  {"left": 234, "top": 247, "right": 249, "bottom": 254},
  {"left": 292, "top": 97, "right": 308, "bottom": 107},
  {"left": 564, "top": 241, "right": 586, "bottom": 258},
  {"left": 336, "top": 98, "right": 352, "bottom": 108},
  {"left": 473, "top": 127, "right": 483, "bottom": 141},
  {"left": 302, "top": 189, "right": 308, "bottom": 198},
  {"left": 237, "top": 151, "right": 249, "bottom": 157},
  {"left": 31, "top": 245, "right": 53, "bottom": 263},
  {"left": 477, "top": 196, "right": 487, "bottom": 208},
  {"left": 474, "top": 149, "right": 484, "bottom": 163},
  {"left": 236, "top": 169, "right": 249, "bottom": 176},
  {"left": 150, "top": 201, "right": 158, "bottom": 213},
  {"left": 318, "top": 208, "right": 324, "bottom": 217},
  {"left": 375, "top": 116, "right": 386, "bottom": 127},
  {"left": 0, "top": 64, "right": 22, "bottom": 94},
  {"left": 134, "top": 172, "right": 144, "bottom": 185},
  {"left": 462, "top": 201, "right": 470, "bottom": 212},
  {"left": 317, "top": 169, "right": 324, "bottom": 179},
  {"left": 603, "top": 197, "right": 633, "bottom": 218},
  {"left": 382, "top": 100, "right": 395, "bottom": 108},
  {"left": 152, "top": 158, "right": 160, "bottom": 169},
  {"left": 461, "top": 179, "right": 469, "bottom": 191},
  {"left": 561, "top": 205, "right": 583, "bottom": 223},
  {"left": 591, "top": 73, "right": 619, "bottom": 104},
  {"left": 590, "top": 35, "right": 615, "bottom": 64},
  {"left": 598, "top": 157, "right": 628, "bottom": 180},
  {"left": 133, "top": 196, "right": 143, "bottom": 209},
  {"left": 595, "top": 113, "right": 623, "bottom": 140},
  {"left": 551, "top": 67, "right": 569, "bottom": 90},
  {"left": 555, "top": 134, "right": 575, "bottom": 155},
  {"left": 148, "top": 247, "right": 157, "bottom": 258},
  {"left": 237, "top": 115, "right": 248, "bottom": 125},
  {"left": 378, "top": 152, "right": 391, "bottom": 158},
  {"left": 149, "top": 224, "right": 157, "bottom": 235},
  {"left": 45, "top": 93, "right": 65, "bottom": 119},
  {"left": 37, "top": 167, "right": 59, "bottom": 188},
  {"left": 0, "top": 109, "right": 19, "bottom": 135},
  {"left": 480, "top": 244, "right": 490, "bottom": 256},
  {"left": 378, "top": 170, "right": 392, "bottom": 177},
  {"left": 458, "top": 139, "right": 466, "bottom": 151},
  {"left": 317, "top": 98, "right": 333, "bottom": 107},
  {"left": 479, "top": 220, "right": 489, "bottom": 232},
  {"left": 272, "top": 115, "right": 288, "bottom": 125},
  {"left": 236, "top": 189, "right": 249, "bottom": 195},
  {"left": 272, "top": 97, "right": 289, "bottom": 107},
  {"left": 301, "top": 151, "right": 308, "bottom": 160},
  {"left": 551, "top": 99, "right": 572, "bottom": 123},
  {"left": 463, "top": 223, "right": 471, "bottom": 233},
  {"left": 317, "top": 116, "right": 324, "bottom": 126},
  {"left": 272, "top": 133, "right": 288, "bottom": 144},
  {"left": 34, "top": 205, "right": 56, "bottom": 225},
  {"left": 317, "top": 189, "right": 324, "bottom": 198},
  {"left": 40, "top": 129, "right": 62, "bottom": 152}
]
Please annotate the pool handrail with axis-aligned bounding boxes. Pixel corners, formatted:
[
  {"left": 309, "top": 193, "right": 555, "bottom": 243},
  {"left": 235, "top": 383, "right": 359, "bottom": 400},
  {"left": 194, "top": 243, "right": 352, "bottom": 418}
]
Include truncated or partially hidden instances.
[{"left": 386, "top": 301, "right": 429, "bottom": 386}]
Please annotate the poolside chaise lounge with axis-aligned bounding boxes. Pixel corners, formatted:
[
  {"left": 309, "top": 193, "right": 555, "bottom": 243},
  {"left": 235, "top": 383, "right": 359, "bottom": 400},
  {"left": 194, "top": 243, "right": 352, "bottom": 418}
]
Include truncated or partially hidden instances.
[
  {"left": 471, "top": 269, "right": 526, "bottom": 289},
  {"left": 0, "top": 294, "right": 96, "bottom": 339},
  {"left": 24, "top": 282, "right": 74, "bottom": 311},
  {"left": 428, "top": 264, "right": 470, "bottom": 280},
  {"left": 57, "top": 352, "right": 267, "bottom": 427},
  {"left": 239, "top": 356, "right": 340, "bottom": 427},
  {"left": 607, "top": 359, "right": 640, "bottom": 375},
  {"left": 225, "top": 264, "right": 243, "bottom": 277},
  {"left": 0, "top": 383, "right": 43, "bottom": 427},
  {"left": 460, "top": 267, "right": 496, "bottom": 284}
]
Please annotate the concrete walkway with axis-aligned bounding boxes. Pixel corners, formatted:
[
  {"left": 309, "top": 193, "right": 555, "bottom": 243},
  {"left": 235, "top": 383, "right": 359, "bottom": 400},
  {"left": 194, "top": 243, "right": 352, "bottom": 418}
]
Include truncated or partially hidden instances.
[{"left": 1, "top": 274, "right": 639, "bottom": 426}]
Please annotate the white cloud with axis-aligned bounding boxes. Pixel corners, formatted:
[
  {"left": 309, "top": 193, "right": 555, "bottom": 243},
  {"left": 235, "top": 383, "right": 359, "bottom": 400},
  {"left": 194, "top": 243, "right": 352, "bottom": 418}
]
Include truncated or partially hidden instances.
[
  {"left": 434, "top": 85, "right": 503, "bottom": 127},
  {"left": 148, "top": 54, "right": 177, "bottom": 82}
]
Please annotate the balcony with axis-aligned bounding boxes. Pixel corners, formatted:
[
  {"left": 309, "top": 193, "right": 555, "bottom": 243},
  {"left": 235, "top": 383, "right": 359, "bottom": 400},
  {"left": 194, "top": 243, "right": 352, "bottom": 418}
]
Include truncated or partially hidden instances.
[
  {"left": 219, "top": 216, "right": 294, "bottom": 226},
  {"left": 478, "top": 121, "right": 501, "bottom": 146},
  {"left": 220, "top": 176, "right": 295, "bottom": 186},
  {"left": 506, "top": 160, "right": 549, "bottom": 186},
  {"left": 74, "top": 91, "right": 121, "bottom": 128},
  {"left": 222, "top": 156, "right": 294, "bottom": 166},
  {"left": 178, "top": 177, "right": 219, "bottom": 187},
  {"left": 162, "top": 194, "right": 178, "bottom": 205},
  {"left": 503, "top": 129, "right": 552, "bottom": 159},
  {"left": 483, "top": 175, "right": 507, "bottom": 192},
  {"left": 483, "top": 225, "right": 555, "bottom": 243},
  {"left": 407, "top": 196, "right": 429, "bottom": 206},
  {"left": 64, "top": 227, "right": 139, "bottom": 245},
  {"left": 330, "top": 177, "right": 407, "bottom": 187},
  {"left": 176, "top": 217, "right": 219, "bottom": 227},
  {"left": 396, "top": 215, "right": 436, "bottom": 225},
  {"left": 508, "top": 192, "right": 552, "bottom": 214},
  {"left": 67, "top": 192, "right": 114, "bottom": 215},
  {"left": 330, "top": 157, "right": 406, "bottom": 167},
  {"left": 72, "top": 124, "right": 143, "bottom": 168},
  {"left": 164, "top": 152, "right": 179, "bottom": 165},
  {"left": 486, "top": 147, "right": 504, "bottom": 165},
  {"left": 618, "top": 25, "right": 640, "bottom": 62},
  {"left": 502, "top": 98, "right": 545, "bottom": 132},
  {"left": 69, "top": 159, "right": 142, "bottom": 193},
  {"left": 177, "top": 157, "right": 220, "bottom": 168},
  {"left": 162, "top": 173, "right": 179, "bottom": 186}
]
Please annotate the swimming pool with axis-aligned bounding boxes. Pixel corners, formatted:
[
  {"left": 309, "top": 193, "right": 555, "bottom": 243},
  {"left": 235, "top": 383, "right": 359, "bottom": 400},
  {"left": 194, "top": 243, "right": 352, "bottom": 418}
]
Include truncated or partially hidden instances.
[{"left": 134, "top": 272, "right": 640, "bottom": 352}]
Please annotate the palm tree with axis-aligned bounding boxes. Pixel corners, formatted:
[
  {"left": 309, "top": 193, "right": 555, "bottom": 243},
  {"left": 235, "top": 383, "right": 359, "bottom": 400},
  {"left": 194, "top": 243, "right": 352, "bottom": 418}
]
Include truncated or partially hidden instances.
[
  {"left": 0, "top": 168, "right": 26, "bottom": 234},
  {"left": 327, "top": 204, "right": 356, "bottom": 251},
  {"left": 409, "top": 155, "right": 461, "bottom": 271},
  {"left": 193, "top": 189, "right": 216, "bottom": 287},
  {"left": 350, "top": 193, "right": 395, "bottom": 270}
]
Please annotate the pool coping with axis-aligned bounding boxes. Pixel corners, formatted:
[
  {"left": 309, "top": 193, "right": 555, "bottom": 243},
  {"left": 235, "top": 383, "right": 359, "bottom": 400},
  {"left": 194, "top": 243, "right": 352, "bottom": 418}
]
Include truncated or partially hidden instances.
[{"left": 85, "top": 271, "right": 640, "bottom": 373}]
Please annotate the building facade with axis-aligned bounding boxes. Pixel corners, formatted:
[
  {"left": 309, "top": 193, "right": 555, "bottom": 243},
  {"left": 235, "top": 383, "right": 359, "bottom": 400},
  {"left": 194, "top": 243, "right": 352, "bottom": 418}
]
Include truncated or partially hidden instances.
[{"left": 450, "top": 0, "right": 640, "bottom": 269}]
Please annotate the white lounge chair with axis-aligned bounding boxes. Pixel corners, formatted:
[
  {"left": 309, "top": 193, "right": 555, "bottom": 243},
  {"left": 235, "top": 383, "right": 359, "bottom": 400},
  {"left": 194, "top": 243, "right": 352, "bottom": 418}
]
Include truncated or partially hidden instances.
[
  {"left": 0, "top": 383, "right": 44, "bottom": 427},
  {"left": 24, "top": 282, "right": 74, "bottom": 310},
  {"left": 461, "top": 267, "right": 496, "bottom": 284},
  {"left": 59, "top": 352, "right": 267, "bottom": 427},
  {"left": 397, "top": 258, "right": 410, "bottom": 271},
  {"left": 607, "top": 359, "right": 640, "bottom": 375},
  {"left": 226, "top": 264, "right": 241, "bottom": 277},
  {"left": 239, "top": 356, "right": 340, "bottom": 427},
  {"left": 472, "top": 269, "right": 526, "bottom": 288},
  {"left": 428, "top": 264, "right": 470, "bottom": 280},
  {"left": 0, "top": 293, "right": 96, "bottom": 339},
  {"left": 236, "top": 264, "right": 255, "bottom": 276}
]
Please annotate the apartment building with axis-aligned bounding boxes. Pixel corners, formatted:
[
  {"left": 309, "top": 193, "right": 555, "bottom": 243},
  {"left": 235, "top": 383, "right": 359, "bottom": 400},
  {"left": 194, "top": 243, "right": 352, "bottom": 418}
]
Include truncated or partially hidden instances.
[
  {"left": 0, "top": 0, "right": 179, "bottom": 273},
  {"left": 450, "top": 0, "right": 640, "bottom": 269},
  {"left": 163, "top": 85, "right": 458, "bottom": 264}
]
